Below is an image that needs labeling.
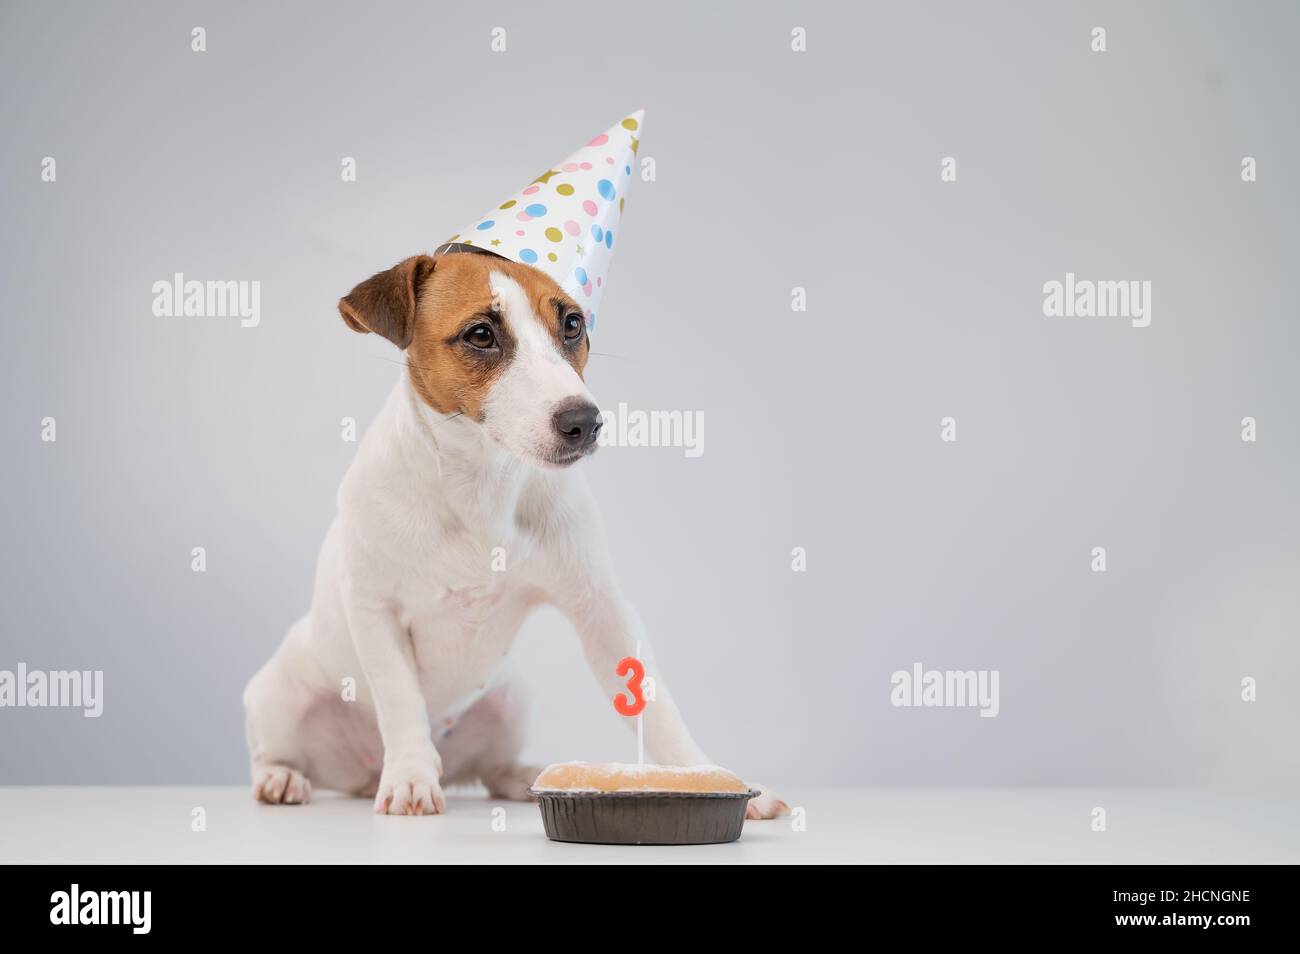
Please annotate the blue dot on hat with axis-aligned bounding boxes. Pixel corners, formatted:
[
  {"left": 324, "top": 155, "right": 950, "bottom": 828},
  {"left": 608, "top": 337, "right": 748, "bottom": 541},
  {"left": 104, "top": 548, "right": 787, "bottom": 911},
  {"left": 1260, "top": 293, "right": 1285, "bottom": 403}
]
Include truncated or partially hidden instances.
[
  {"left": 604, "top": 230, "right": 613, "bottom": 249},
  {"left": 524, "top": 203, "right": 548, "bottom": 217},
  {"left": 519, "top": 248, "right": 538, "bottom": 263},
  {"left": 625, "top": 165, "right": 631, "bottom": 175},
  {"left": 476, "top": 220, "right": 494, "bottom": 230},
  {"left": 591, "top": 225, "right": 603, "bottom": 242},
  {"left": 597, "top": 179, "right": 615, "bottom": 200},
  {"left": 575, "top": 266, "right": 588, "bottom": 286}
]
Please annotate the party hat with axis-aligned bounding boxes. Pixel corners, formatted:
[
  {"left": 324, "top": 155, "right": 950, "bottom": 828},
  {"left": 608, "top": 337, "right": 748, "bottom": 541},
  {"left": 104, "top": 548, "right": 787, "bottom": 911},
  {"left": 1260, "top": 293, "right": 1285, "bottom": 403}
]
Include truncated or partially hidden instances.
[{"left": 434, "top": 110, "right": 644, "bottom": 332}]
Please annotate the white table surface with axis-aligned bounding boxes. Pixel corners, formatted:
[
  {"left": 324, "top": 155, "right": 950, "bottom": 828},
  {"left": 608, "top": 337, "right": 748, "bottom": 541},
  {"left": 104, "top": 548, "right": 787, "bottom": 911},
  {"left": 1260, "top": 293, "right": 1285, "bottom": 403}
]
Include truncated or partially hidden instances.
[{"left": 1, "top": 786, "right": 1295, "bottom": 864}]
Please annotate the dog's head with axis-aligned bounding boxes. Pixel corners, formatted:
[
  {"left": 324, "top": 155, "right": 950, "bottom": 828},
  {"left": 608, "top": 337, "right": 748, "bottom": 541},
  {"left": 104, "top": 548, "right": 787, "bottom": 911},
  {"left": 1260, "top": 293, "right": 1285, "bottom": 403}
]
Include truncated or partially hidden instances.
[{"left": 339, "top": 253, "right": 600, "bottom": 469}]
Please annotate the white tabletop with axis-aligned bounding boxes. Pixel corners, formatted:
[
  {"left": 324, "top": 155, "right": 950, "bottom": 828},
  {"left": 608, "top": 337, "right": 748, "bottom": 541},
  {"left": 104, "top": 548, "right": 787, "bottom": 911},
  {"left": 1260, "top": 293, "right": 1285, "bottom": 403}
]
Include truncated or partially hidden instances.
[{"left": 1, "top": 786, "right": 1294, "bottom": 864}]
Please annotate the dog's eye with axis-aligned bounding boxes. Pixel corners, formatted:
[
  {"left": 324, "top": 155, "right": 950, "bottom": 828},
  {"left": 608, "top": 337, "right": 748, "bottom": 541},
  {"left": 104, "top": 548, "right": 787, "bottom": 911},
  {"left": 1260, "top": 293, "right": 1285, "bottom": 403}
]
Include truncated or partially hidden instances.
[
  {"left": 563, "top": 314, "right": 584, "bottom": 340},
  {"left": 464, "top": 324, "right": 496, "bottom": 349}
]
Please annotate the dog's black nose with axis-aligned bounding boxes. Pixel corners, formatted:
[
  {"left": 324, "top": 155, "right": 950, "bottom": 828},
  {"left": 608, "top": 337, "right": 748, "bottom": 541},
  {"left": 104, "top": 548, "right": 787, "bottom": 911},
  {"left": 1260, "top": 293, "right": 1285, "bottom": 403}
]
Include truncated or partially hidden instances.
[{"left": 552, "top": 402, "right": 602, "bottom": 448}]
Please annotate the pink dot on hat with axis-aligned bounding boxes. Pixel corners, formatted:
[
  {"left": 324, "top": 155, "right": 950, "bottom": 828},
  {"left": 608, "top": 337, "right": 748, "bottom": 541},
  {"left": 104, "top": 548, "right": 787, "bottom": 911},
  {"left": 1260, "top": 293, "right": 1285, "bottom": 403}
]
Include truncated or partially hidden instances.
[
  {"left": 523, "top": 185, "right": 540, "bottom": 195},
  {"left": 515, "top": 229, "right": 525, "bottom": 236},
  {"left": 582, "top": 200, "right": 598, "bottom": 215},
  {"left": 564, "top": 220, "right": 580, "bottom": 236},
  {"left": 562, "top": 162, "right": 579, "bottom": 172},
  {"left": 580, "top": 162, "right": 592, "bottom": 170},
  {"left": 583, "top": 282, "right": 593, "bottom": 296},
  {"left": 516, "top": 211, "right": 532, "bottom": 221},
  {"left": 588, "top": 134, "right": 609, "bottom": 146}
]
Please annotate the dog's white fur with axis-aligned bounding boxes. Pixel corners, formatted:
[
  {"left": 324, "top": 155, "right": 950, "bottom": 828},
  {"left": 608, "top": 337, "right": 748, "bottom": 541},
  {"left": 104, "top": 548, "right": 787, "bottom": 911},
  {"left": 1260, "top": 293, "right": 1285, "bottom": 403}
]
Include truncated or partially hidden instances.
[{"left": 244, "top": 270, "right": 785, "bottom": 817}]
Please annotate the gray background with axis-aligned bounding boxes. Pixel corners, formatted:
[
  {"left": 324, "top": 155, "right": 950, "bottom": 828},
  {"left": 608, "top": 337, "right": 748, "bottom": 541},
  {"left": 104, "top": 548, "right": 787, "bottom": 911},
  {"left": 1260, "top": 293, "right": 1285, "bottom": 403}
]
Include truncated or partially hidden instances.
[{"left": 1, "top": 0, "right": 1296, "bottom": 791}]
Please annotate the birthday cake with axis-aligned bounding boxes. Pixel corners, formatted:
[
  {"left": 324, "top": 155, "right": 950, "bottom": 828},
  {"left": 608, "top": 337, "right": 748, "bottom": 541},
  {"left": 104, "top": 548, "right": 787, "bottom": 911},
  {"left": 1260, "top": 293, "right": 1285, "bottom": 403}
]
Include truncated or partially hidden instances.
[
  {"left": 532, "top": 761, "right": 750, "bottom": 794},
  {"left": 529, "top": 761, "right": 758, "bottom": 846}
]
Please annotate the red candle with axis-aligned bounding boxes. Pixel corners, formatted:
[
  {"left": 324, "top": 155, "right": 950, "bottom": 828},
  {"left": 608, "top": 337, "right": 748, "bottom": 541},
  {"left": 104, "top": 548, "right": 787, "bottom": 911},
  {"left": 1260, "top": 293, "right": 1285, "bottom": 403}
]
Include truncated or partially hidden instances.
[{"left": 613, "top": 656, "right": 646, "bottom": 716}]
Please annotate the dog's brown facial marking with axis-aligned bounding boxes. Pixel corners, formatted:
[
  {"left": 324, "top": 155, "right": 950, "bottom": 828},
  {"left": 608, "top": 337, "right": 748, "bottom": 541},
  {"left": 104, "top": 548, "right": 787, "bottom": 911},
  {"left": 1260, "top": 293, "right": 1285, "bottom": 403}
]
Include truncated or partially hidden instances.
[
  {"left": 338, "top": 253, "right": 593, "bottom": 446},
  {"left": 408, "top": 254, "right": 587, "bottom": 421},
  {"left": 404, "top": 254, "right": 514, "bottom": 421}
]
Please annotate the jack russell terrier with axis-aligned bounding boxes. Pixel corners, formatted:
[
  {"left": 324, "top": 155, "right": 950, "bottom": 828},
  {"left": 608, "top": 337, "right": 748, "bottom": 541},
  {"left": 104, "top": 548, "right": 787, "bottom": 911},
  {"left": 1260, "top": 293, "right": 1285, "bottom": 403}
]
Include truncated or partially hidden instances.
[{"left": 243, "top": 250, "right": 787, "bottom": 818}]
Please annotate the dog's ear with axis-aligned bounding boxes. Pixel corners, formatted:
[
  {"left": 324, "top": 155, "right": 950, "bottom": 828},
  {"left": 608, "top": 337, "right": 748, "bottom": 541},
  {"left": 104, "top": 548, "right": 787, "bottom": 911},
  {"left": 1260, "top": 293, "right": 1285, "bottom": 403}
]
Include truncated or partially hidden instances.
[{"left": 338, "top": 255, "right": 436, "bottom": 350}]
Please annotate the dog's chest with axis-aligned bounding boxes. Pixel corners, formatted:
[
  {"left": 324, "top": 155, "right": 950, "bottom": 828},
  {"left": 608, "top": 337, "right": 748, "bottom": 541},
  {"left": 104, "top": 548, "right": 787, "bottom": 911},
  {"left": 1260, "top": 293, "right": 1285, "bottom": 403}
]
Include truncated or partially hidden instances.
[
  {"left": 400, "top": 534, "right": 515, "bottom": 629},
  {"left": 395, "top": 524, "right": 541, "bottom": 704}
]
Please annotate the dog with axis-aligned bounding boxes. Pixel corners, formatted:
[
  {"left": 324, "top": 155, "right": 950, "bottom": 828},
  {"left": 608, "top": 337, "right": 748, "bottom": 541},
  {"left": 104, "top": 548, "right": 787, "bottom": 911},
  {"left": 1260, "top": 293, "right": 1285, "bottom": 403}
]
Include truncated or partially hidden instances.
[{"left": 243, "top": 250, "right": 788, "bottom": 818}]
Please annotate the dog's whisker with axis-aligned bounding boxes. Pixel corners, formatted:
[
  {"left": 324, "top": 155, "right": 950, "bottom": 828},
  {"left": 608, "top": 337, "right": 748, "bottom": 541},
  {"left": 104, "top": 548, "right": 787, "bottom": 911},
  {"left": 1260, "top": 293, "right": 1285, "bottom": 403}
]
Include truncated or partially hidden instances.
[{"left": 369, "top": 353, "right": 442, "bottom": 375}]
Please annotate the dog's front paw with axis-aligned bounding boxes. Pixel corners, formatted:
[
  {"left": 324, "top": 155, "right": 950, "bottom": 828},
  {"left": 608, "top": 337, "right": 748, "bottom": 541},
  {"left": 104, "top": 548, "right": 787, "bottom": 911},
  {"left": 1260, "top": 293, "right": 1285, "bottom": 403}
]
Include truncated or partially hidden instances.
[
  {"left": 252, "top": 764, "right": 312, "bottom": 805},
  {"left": 745, "top": 783, "right": 791, "bottom": 820},
  {"left": 374, "top": 763, "right": 446, "bottom": 816}
]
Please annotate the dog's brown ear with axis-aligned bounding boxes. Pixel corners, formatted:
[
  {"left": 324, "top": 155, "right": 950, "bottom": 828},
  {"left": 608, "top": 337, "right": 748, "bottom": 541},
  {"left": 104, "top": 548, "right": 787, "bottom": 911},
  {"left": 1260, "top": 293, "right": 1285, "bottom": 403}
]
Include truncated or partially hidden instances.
[{"left": 338, "top": 255, "right": 435, "bottom": 350}]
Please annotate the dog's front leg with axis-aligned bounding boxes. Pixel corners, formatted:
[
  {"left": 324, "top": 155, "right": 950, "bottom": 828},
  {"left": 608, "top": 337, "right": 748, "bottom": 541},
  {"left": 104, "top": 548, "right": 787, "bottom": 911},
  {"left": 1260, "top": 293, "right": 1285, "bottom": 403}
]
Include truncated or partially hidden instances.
[
  {"left": 565, "top": 590, "right": 711, "bottom": 767},
  {"left": 344, "top": 592, "right": 445, "bottom": 815},
  {"left": 561, "top": 582, "right": 790, "bottom": 819}
]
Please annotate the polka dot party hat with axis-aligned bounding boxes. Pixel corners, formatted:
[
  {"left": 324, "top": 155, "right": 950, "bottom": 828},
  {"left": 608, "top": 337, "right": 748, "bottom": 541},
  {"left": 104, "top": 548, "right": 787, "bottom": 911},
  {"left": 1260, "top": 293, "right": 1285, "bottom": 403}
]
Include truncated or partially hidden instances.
[{"left": 434, "top": 110, "right": 644, "bottom": 333}]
